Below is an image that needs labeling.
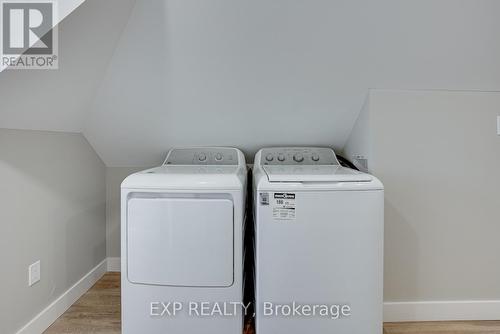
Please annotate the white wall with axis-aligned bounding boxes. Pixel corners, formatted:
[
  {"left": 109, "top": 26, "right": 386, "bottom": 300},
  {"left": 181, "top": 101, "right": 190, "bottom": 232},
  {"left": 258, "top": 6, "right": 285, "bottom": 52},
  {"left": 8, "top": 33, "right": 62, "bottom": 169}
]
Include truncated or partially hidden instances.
[
  {"left": 83, "top": 0, "right": 500, "bottom": 167},
  {"left": 0, "top": 129, "right": 106, "bottom": 334},
  {"left": 2, "top": 0, "right": 500, "bottom": 167},
  {"left": 373, "top": 90, "right": 500, "bottom": 301},
  {"left": 345, "top": 90, "right": 500, "bottom": 320}
]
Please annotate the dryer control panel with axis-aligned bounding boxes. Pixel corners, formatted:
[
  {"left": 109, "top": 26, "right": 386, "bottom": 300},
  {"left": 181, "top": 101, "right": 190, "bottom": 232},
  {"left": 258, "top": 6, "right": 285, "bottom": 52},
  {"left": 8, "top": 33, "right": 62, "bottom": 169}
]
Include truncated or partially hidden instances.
[
  {"left": 260, "top": 147, "right": 339, "bottom": 166},
  {"left": 164, "top": 148, "right": 239, "bottom": 165}
]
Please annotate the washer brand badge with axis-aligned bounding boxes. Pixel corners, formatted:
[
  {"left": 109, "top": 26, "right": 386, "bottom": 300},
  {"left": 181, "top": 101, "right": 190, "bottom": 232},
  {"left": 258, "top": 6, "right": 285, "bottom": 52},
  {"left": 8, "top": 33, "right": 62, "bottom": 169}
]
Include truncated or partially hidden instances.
[
  {"left": 1, "top": 0, "right": 59, "bottom": 70},
  {"left": 274, "top": 193, "right": 295, "bottom": 200},
  {"left": 272, "top": 193, "right": 296, "bottom": 220}
]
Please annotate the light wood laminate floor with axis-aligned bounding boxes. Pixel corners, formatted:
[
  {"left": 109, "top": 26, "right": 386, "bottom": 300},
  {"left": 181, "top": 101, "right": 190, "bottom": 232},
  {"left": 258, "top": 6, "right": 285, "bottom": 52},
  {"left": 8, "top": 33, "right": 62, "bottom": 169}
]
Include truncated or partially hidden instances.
[{"left": 44, "top": 273, "right": 500, "bottom": 334}]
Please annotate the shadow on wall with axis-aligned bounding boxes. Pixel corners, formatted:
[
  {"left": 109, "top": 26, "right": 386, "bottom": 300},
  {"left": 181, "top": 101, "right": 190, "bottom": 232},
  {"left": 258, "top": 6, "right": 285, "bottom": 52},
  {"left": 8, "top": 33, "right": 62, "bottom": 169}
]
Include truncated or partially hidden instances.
[
  {"left": 65, "top": 202, "right": 107, "bottom": 282},
  {"left": 384, "top": 200, "right": 419, "bottom": 303}
]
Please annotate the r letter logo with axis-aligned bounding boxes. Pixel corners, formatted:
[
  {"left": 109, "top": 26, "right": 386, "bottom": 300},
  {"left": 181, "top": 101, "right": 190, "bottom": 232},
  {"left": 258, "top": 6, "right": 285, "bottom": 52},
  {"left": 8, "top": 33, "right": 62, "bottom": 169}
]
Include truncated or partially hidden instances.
[{"left": 1, "top": 0, "right": 58, "bottom": 70}]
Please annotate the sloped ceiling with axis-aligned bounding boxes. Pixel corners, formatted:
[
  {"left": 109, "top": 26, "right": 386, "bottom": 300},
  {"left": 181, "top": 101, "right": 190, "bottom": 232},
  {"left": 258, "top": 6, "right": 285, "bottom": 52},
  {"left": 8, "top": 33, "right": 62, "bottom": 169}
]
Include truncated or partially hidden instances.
[
  {"left": 2, "top": 0, "right": 500, "bottom": 166},
  {"left": 84, "top": 0, "right": 500, "bottom": 167},
  {"left": 0, "top": 0, "right": 135, "bottom": 132}
]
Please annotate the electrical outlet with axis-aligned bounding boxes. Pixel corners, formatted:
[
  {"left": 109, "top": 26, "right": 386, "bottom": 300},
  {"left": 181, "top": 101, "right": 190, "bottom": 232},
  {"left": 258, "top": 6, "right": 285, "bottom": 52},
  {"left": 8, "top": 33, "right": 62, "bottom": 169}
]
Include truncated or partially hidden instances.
[
  {"left": 28, "top": 261, "right": 41, "bottom": 286},
  {"left": 352, "top": 154, "right": 368, "bottom": 172}
]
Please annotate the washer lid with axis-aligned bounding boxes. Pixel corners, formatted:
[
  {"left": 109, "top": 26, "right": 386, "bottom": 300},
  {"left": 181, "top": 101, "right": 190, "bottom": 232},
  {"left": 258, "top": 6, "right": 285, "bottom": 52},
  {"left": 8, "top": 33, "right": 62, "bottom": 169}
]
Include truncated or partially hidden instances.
[{"left": 263, "top": 165, "right": 373, "bottom": 182}]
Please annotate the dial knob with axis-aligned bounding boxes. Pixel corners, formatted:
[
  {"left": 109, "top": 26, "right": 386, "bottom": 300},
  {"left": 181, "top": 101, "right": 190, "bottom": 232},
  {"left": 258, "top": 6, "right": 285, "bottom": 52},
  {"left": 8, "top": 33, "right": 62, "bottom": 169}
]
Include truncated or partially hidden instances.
[
  {"left": 198, "top": 153, "right": 207, "bottom": 161},
  {"left": 215, "top": 153, "right": 223, "bottom": 161},
  {"left": 311, "top": 153, "right": 320, "bottom": 161},
  {"left": 277, "top": 154, "right": 286, "bottom": 162},
  {"left": 293, "top": 153, "right": 304, "bottom": 162},
  {"left": 265, "top": 154, "right": 274, "bottom": 162}
]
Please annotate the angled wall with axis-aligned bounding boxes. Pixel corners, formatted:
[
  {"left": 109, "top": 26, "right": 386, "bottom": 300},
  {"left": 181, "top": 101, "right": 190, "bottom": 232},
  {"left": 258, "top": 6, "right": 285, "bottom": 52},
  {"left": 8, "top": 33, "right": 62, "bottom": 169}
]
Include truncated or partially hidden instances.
[
  {"left": 0, "top": 129, "right": 106, "bottom": 334},
  {"left": 345, "top": 89, "right": 500, "bottom": 320}
]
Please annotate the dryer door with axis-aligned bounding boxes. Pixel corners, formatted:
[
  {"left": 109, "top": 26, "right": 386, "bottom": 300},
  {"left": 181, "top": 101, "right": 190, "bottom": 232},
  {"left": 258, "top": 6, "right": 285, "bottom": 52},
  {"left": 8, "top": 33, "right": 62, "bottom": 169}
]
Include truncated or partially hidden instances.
[{"left": 127, "top": 197, "right": 234, "bottom": 287}]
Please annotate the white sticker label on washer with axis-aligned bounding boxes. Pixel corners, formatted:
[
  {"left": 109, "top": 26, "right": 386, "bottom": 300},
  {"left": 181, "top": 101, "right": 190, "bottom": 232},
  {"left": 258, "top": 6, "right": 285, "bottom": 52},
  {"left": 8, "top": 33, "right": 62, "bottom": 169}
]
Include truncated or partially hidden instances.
[{"left": 272, "top": 193, "right": 296, "bottom": 220}]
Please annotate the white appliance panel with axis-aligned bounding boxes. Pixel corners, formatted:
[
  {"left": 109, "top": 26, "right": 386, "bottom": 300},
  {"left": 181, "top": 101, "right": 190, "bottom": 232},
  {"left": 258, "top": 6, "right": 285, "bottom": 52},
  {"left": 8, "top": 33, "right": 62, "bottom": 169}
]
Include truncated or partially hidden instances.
[
  {"left": 127, "top": 197, "right": 234, "bottom": 287},
  {"left": 256, "top": 189, "right": 384, "bottom": 334}
]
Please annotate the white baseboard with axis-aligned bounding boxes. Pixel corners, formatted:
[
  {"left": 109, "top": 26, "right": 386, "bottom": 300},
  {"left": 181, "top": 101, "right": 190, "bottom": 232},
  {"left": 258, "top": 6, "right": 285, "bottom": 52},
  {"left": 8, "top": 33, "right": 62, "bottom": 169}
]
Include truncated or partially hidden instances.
[
  {"left": 106, "top": 257, "right": 121, "bottom": 272},
  {"left": 384, "top": 300, "right": 500, "bottom": 322},
  {"left": 16, "top": 259, "right": 107, "bottom": 334}
]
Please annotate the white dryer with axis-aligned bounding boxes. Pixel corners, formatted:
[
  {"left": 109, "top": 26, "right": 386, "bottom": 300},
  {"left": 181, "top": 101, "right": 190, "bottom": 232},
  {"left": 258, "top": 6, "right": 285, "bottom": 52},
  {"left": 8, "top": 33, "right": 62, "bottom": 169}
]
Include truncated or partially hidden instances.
[
  {"left": 121, "top": 147, "right": 247, "bottom": 334},
  {"left": 253, "top": 147, "right": 384, "bottom": 334}
]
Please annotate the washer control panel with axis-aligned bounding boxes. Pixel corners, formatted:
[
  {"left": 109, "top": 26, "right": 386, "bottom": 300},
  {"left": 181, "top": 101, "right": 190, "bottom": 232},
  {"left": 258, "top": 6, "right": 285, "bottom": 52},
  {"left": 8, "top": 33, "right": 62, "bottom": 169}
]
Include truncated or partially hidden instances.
[
  {"left": 164, "top": 148, "right": 239, "bottom": 165},
  {"left": 260, "top": 147, "right": 339, "bottom": 166}
]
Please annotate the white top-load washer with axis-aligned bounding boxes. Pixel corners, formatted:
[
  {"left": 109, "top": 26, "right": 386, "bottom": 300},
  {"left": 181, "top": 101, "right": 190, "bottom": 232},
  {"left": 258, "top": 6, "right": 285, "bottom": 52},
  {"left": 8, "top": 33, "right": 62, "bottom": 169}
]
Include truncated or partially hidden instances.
[
  {"left": 253, "top": 147, "right": 384, "bottom": 334},
  {"left": 121, "top": 147, "right": 246, "bottom": 334}
]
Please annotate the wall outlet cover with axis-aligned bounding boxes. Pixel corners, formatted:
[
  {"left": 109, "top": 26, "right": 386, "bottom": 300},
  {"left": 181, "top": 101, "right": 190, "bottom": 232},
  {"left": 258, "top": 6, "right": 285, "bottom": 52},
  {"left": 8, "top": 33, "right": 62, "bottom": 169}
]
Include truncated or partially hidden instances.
[{"left": 29, "top": 260, "right": 41, "bottom": 286}]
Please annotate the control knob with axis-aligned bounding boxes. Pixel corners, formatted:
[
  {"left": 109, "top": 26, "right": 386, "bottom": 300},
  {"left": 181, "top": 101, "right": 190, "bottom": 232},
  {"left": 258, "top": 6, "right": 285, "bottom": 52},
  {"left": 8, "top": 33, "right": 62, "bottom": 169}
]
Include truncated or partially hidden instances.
[{"left": 293, "top": 153, "right": 304, "bottom": 162}]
